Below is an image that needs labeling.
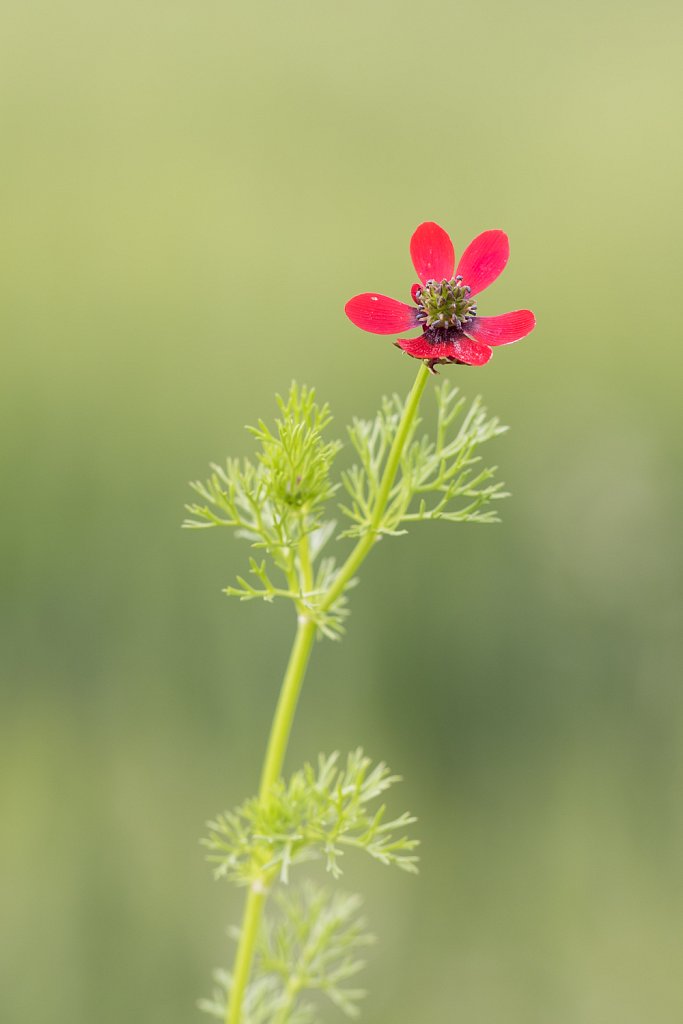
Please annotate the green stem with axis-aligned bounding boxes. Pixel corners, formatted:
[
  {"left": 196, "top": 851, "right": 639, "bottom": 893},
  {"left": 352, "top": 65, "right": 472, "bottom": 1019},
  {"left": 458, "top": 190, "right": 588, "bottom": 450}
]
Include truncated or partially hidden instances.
[
  {"left": 321, "top": 361, "right": 430, "bottom": 612},
  {"left": 258, "top": 615, "right": 317, "bottom": 800},
  {"left": 270, "top": 977, "right": 301, "bottom": 1024},
  {"left": 225, "top": 886, "right": 266, "bottom": 1024},
  {"left": 297, "top": 526, "right": 314, "bottom": 598},
  {"left": 226, "top": 615, "right": 316, "bottom": 1024},
  {"left": 225, "top": 361, "right": 430, "bottom": 1024}
]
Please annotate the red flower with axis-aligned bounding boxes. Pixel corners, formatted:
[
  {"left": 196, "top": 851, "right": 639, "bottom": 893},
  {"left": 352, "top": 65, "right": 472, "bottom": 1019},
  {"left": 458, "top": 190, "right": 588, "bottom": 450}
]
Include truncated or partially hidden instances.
[{"left": 345, "top": 222, "right": 535, "bottom": 368}]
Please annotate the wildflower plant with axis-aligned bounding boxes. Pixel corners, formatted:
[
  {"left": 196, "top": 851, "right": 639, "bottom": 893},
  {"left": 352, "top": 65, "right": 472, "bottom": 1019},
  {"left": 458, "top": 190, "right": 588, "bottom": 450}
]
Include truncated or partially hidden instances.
[{"left": 185, "top": 222, "right": 535, "bottom": 1024}]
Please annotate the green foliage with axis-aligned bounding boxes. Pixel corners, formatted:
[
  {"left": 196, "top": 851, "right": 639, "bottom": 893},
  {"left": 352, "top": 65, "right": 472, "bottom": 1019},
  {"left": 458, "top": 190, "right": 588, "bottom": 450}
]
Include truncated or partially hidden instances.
[
  {"left": 222, "top": 543, "right": 350, "bottom": 641},
  {"left": 184, "top": 382, "right": 341, "bottom": 569},
  {"left": 200, "top": 974, "right": 293, "bottom": 1024},
  {"left": 199, "top": 884, "right": 373, "bottom": 1023},
  {"left": 184, "top": 380, "right": 507, "bottom": 642},
  {"left": 248, "top": 387, "right": 341, "bottom": 517},
  {"left": 339, "top": 381, "right": 508, "bottom": 538},
  {"left": 184, "top": 382, "right": 351, "bottom": 637},
  {"left": 190, "top": 375, "right": 511, "bottom": 1022},
  {"left": 260, "top": 885, "right": 373, "bottom": 1019},
  {"left": 203, "top": 750, "right": 419, "bottom": 886}
]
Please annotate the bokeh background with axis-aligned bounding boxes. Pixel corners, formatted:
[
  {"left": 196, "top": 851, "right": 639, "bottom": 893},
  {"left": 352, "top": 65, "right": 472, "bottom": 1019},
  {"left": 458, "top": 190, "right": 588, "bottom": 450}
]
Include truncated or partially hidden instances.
[{"left": 2, "top": 1, "right": 682, "bottom": 1022}]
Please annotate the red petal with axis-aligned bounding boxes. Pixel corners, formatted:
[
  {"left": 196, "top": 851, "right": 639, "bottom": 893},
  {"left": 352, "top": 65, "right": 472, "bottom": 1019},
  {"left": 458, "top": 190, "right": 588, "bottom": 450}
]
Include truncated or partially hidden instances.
[
  {"left": 456, "top": 230, "right": 509, "bottom": 297},
  {"left": 396, "top": 333, "right": 492, "bottom": 366},
  {"left": 345, "top": 293, "right": 419, "bottom": 335},
  {"left": 409, "top": 222, "right": 455, "bottom": 284},
  {"left": 464, "top": 310, "right": 536, "bottom": 347}
]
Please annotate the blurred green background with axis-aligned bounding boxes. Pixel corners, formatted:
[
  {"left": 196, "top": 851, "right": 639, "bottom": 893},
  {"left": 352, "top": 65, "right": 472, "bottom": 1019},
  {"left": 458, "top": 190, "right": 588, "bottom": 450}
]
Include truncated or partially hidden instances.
[{"left": 2, "top": 1, "right": 682, "bottom": 1021}]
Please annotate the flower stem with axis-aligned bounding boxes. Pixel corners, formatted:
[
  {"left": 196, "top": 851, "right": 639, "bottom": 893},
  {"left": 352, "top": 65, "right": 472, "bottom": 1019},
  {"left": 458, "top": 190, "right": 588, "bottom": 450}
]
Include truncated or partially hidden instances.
[
  {"left": 225, "top": 885, "right": 266, "bottom": 1024},
  {"left": 258, "top": 614, "right": 317, "bottom": 800},
  {"left": 226, "top": 614, "right": 316, "bottom": 1024},
  {"left": 225, "top": 360, "right": 430, "bottom": 1024},
  {"left": 321, "top": 360, "right": 430, "bottom": 612}
]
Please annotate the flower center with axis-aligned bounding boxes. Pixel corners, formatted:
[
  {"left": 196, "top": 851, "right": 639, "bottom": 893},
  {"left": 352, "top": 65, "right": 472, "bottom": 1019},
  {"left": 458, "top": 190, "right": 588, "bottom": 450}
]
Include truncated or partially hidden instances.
[{"left": 414, "top": 277, "right": 477, "bottom": 330}]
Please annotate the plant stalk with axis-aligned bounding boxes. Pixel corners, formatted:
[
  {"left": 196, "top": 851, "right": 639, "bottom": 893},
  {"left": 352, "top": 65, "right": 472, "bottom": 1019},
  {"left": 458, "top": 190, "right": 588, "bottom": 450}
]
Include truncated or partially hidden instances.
[
  {"left": 225, "top": 360, "right": 430, "bottom": 1024},
  {"left": 321, "top": 360, "right": 430, "bottom": 611},
  {"left": 226, "top": 613, "right": 316, "bottom": 1024}
]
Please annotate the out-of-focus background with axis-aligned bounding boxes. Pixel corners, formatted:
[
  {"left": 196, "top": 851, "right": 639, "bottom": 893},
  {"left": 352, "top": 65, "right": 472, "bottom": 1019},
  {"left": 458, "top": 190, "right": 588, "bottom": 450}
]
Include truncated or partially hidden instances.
[{"left": 2, "top": 1, "right": 682, "bottom": 1022}]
